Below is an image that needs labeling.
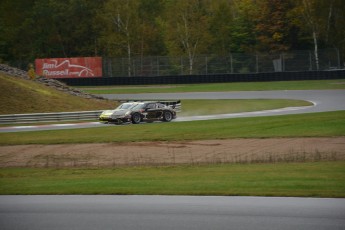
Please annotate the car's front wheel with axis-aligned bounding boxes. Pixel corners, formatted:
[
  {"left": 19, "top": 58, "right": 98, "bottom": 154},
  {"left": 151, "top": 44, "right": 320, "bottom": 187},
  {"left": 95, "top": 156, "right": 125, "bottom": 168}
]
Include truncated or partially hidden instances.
[
  {"left": 131, "top": 113, "right": 141, "bottom": 124},
  {"left": 162, "top": 111, "right": 173, "bottom": 122}
]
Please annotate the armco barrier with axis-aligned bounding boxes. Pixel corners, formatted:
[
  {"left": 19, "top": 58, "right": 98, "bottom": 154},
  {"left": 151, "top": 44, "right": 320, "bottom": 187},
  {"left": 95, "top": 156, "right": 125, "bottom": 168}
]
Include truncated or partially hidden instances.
[
  {"left": 58, "top": 70, "right": 345, "bottom": 86},
  {"left": 0, "top": 111, "right": 103, "bottom": 124}
]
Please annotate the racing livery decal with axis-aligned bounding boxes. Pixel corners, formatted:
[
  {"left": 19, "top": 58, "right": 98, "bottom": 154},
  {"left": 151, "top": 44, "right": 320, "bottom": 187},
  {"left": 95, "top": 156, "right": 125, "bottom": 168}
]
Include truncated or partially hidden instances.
[{"left": 35, "top": 57, "right": 102, "bottom": 78}]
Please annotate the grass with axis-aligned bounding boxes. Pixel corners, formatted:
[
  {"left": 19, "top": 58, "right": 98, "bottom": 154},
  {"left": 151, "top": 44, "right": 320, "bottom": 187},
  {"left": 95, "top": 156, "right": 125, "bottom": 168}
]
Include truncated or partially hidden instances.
[
  {"left": 0, "top": 73, "right": 117, "bottom": 114},
  {"left": 179, "top": 99, "right": 311, "bottom": 116},
  {"left": 80, "top": 79, "right": 345, "bottom": 94},
  {"left": 1, "top": 110, "right": 344, "bottom": 145},
  {"left": 0, "top": 162, "right": 344, "bottom": 197}
]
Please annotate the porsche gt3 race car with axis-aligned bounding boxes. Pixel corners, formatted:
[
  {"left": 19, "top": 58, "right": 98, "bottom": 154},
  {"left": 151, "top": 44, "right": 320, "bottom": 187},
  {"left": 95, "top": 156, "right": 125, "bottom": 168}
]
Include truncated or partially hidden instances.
[{"left": 99, "top": 101, "right": 180, "bottom": 124}]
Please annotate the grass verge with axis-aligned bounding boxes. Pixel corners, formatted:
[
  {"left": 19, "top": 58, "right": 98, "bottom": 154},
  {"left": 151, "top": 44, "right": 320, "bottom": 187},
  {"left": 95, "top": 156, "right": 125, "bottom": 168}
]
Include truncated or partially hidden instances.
[
  {"left": 0, "top": 74, "right": 117, "bottom": 114},
  {"left": 1, "top": 111, "right": 344, "bottom": 145},
  {"left": 179, "top": 99, "right": 311, "bottom": 116},
  {"left": 0, "top": 162, "right": 344, "bottom": 197},
  {"left": 80, "top": 79, "right": 345, "bottom": 94}
]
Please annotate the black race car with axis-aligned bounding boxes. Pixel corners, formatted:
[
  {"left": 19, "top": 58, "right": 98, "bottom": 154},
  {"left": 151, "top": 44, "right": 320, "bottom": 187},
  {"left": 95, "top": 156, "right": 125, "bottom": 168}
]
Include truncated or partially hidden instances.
[{"left": 129, "top": 101, "right": 178, "bottom": 124}]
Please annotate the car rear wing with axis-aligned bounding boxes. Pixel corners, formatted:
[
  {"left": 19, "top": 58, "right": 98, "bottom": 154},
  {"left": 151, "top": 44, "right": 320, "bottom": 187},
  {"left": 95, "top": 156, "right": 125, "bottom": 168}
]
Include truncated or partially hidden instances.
[
  {"left": 159, "top": 100, "right": 181, "bottom": 112},
  {"left": 120, "top": 100, "right": 182, "bottom": 112}
]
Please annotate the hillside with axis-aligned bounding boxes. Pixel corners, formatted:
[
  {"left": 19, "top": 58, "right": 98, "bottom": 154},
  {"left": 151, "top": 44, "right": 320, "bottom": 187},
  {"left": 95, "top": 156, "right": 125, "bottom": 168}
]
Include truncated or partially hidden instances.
[{"left": 0, "top": 72, "right": 117, "bottom": 115}]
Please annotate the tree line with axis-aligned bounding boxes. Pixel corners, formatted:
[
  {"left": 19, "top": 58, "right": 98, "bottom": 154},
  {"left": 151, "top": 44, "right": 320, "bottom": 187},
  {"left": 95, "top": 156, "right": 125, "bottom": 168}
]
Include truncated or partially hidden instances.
[{"left": 1, "top": 0, "right": 344, "bottom": 69}]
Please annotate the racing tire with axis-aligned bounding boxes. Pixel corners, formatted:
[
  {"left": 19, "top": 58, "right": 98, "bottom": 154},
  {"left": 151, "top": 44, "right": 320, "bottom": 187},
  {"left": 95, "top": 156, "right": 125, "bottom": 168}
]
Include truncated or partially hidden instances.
[
  {"left": 131, "top": 113, "right": 141, "bottom": 124},
  {"left": 163, "top": 111, "right": 173, "bottom": 122}
]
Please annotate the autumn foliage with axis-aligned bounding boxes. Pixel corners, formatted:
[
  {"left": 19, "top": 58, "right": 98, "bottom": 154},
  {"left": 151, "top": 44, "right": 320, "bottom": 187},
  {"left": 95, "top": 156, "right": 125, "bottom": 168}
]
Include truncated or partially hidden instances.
[{"left": 0, "top": 0, "right": 344, "bottom": 66}]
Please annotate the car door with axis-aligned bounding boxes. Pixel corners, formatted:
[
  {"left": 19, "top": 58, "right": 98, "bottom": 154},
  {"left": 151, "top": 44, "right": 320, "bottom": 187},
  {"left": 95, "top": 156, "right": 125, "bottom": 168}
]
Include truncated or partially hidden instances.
[
  {"left": 155, "top": 103, "right": 165, "bottom": 118},
  {"left": 145, "top": 103, "right": 158, "bottom": 119}
]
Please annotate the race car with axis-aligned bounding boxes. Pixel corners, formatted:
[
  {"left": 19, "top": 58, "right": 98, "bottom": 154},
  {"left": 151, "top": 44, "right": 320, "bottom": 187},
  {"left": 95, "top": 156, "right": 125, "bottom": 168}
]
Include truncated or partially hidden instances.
[
  {"left": 100, "top": 101, "right": 180, "bottom": 124},
  {"left": 129, "top": 101, "right": 178, "bottom": 124},
  {"left": 99, "top": 102, "right": 138, "bottom": 123}
]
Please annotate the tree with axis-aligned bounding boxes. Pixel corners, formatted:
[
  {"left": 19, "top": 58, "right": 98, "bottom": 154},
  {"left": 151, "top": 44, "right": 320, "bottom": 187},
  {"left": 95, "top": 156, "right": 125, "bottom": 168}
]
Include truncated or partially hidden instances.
[
  {"left": 163, "top": 0, "right": 211, "bottom": 74},
  {"left": 0, "top": 0, "right": 35, "bottom": 66},
  {"left": 138, "top": 0, "right": 167, "bottom": 56},
  {"left": 291, "top": 0, "right": 341, "bottom": 69},
  {"left": 97, "top": 0, "right": 141, "bottom": 76},
  {"left": 1, "top": 0, "right": 343, "bottom": 71},
  {"left": 230, "top": 0, "right": 257, "bottom": 53},
  {"left": 321, "top": 0, "right": 345, "bottom": 66},
  {"left": 64, "top": 0, "right": 103, "bottom": 57},
  {"left": 16, "top": 0, "right": 102, "bottom": 60},
  {"left": 254, "top": 0, "right": 295, "bottom": 53},
  {"left": 300, "top": 0, "right": 322, "bottom": 69},
  {"left": 208, "top": 0, "right": 235, "bottom": 55}
]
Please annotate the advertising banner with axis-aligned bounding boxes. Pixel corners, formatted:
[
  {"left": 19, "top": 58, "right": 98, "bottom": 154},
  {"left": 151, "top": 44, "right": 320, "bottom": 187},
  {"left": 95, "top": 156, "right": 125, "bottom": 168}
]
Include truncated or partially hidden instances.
[{"left": 35, "top": 57, "right": 102, "bottom": 78}]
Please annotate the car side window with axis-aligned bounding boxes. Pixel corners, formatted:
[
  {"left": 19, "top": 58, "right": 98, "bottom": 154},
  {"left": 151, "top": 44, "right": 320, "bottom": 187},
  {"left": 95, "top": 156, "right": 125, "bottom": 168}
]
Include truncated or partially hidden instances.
[{"left": 146, "top": 103, "right": 156, "bottom": 109}]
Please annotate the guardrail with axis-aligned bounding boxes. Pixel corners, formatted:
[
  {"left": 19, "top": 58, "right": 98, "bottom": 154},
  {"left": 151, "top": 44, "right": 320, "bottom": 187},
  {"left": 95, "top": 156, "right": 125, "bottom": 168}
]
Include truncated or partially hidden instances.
[{"left": 0, "top": 111, "right": 103, "bottom": 124}]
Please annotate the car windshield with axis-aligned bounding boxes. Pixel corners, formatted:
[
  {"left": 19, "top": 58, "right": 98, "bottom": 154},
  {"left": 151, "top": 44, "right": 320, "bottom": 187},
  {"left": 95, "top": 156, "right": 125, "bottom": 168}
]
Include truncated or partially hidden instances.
[
  {"left": 117, "top": 103, "right": 134, "bottom": 110},
  {"left": 131, "top": 103, "right": 146, "bottom": 110}
]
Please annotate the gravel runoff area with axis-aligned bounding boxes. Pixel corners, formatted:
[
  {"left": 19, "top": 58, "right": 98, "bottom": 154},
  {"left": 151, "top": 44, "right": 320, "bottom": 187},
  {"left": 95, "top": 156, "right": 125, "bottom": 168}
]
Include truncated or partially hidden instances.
[{"left": 0, "top": 137, "right": 344, "bottom": 168}]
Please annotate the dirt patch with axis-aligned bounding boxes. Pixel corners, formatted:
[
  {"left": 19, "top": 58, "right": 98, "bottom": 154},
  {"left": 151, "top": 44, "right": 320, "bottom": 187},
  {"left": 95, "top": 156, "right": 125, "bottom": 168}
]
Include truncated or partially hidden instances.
[{"left": 0, "top": 137, "right": 344, "bottom": 168}]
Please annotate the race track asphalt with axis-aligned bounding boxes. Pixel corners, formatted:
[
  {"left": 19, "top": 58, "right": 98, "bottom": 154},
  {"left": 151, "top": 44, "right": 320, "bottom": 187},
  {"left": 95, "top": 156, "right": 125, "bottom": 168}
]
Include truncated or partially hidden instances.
[
  {"left": 1, "top": 195, "right": 345, "bottom": 230},
  {"left": 101, "top": 89, "right": 345, "bottom": 115}
]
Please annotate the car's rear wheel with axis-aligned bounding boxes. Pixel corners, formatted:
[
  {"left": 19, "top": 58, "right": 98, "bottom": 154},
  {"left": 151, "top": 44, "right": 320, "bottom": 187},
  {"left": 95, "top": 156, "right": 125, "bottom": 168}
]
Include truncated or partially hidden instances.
[
  {"left": 131, "top": 113, "right": 141, "bottom": 124},
  {"left": 163, "top": 111, "right": 173, "bottom": 122}
]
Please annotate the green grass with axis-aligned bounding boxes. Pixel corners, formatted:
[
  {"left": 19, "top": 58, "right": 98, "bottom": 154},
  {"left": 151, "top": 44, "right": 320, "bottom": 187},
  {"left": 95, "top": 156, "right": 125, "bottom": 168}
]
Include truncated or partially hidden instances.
[
  {"left": 1, "top": 162, "right": 344, "bottom": 197},
  {"left": 0, "top": 74, "right": 117, "bottom": 114},
  {"left": 80, "top": 79, "right": 345, "bottom": 94},
  {"left": 1, "top": 111, "right": 344, "bottom": 145},
  {"left": 179, "top": 99, "right": 311, "bottom": 116}
]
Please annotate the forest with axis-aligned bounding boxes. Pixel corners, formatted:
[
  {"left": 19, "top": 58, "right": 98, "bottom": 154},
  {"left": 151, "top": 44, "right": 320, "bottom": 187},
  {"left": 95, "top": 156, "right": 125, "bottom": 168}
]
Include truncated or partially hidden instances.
[{"left": 1, "top": 0, "right": 344, "bottom": 70}]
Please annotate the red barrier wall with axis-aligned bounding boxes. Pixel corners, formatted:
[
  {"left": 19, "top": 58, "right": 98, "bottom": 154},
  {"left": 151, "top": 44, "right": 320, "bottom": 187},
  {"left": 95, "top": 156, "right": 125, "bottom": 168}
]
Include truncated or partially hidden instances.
[{"left": 35, "top": 57, "right": 102, "bottom": 78}]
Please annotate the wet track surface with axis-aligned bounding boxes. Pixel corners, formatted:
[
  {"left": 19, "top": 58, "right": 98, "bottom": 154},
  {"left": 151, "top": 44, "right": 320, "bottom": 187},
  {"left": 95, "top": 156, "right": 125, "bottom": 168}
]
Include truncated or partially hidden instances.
[
  {"left": 1, "top": 195, "right": 345, "bottom": 230},
  {"left": 101, "top": 89, "right": 345, "bottom": 114}
]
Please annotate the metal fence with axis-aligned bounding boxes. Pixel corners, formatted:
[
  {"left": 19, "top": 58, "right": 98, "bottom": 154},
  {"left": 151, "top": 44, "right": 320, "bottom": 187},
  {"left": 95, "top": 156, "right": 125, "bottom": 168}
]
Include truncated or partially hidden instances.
[
  {"left": 103, "top": 48, "right": 341, "bottom": 77},
  {"left": 0, "top": 111, "right": 103, "bottom": 124}
]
